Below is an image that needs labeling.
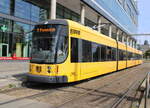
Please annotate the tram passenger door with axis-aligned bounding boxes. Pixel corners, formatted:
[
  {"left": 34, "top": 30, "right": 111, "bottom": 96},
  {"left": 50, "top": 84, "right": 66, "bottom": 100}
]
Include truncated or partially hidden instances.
[{"left": 71, "top": 38, "right": 81, "bottom": 81}]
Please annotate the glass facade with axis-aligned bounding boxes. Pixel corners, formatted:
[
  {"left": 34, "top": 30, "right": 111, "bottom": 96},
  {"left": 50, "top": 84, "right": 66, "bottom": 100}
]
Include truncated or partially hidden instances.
[
  {"left": 15, "top": 0, "right": 48, "bottom": 22},
  {"left": 0, "top": 0, "right": 10, "bottom": 14},
  {"left": 56, "top": 3, "right": 96, "bottom": 27},
  {"left": 56, "top": 4, "right": 80, "bottom": 22},
  {"left": 0, "top": 0, "right": 126, "bottom": 59},
  {"left": 0, "top": 0, "right": 49, "bottom": 59},
  {"left": 0, "top": 18, "right": 32, "bottom": 58},
  {"left": 82, "top": 0, "right": 138, "bottom": 34}
]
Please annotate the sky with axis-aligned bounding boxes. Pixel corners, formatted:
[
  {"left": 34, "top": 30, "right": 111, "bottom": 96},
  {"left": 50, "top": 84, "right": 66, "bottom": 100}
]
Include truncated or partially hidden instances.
[{"left": 135, "top": 0, "right": 150, "bottom": 45}]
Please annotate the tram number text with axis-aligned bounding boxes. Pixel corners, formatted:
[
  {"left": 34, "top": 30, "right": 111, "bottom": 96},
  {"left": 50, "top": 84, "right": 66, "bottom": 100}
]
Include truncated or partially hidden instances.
[{"left": 70, "top": 29, "right": 80, "bottom": 35}]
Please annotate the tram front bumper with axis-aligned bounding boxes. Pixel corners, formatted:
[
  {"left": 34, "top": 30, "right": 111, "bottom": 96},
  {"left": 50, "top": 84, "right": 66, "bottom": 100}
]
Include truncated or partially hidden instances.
[{"left": 27, "top": 74, "right": 68, "bottom": 83}]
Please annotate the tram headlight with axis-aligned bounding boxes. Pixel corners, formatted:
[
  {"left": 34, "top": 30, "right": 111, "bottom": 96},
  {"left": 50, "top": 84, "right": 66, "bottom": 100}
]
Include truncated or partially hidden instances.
[
  {"left": 47, "top": 66, "right": 51, "bottom": 73},
  {"left": 29, "top": 64, "right": 32, "bottom": 72},
  {"left": 36, "top": 66, "right": 41, "bottom": 73}
]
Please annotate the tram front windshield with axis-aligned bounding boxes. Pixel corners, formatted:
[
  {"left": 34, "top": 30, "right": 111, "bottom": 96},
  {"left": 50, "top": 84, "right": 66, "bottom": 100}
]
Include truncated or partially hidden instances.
[{"left": 31, "top": 24, "right": 68, "bottom": 64}]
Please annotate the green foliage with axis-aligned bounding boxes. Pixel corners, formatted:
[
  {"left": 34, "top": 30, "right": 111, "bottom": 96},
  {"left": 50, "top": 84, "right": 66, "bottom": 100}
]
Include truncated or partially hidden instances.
[
  {"left": 144, "top": 49, "right": 150, "bottom": 59},
  {"left": 8, "top": 84, "right": 16, "bottom": 88}
]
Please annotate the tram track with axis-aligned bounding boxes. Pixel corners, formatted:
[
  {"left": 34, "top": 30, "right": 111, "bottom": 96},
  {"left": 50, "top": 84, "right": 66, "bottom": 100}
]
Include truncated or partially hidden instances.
[
  {"left": 109, "top": 79, "right": 145, "bottom": 108},
  {"left": 0, "top": 84, "right": 70, "bottom": 106},
  {"left": 52, "top": 66, "right": 146, "bottom": 108},
  {"left": 0, "top": 63, "right": 140, "bottom": 94},
  {"left": 0, "top": 64, "right": 148, "bottom": 108}
]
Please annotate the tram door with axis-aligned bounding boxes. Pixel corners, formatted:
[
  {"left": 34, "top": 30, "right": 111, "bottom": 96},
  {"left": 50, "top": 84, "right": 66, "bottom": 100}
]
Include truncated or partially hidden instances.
[
  {"left": 71, "top": 37, "right": 81, "bottom": 81},
  {"left": 0, "top": 43, "right": 8, "bottom": 57}
]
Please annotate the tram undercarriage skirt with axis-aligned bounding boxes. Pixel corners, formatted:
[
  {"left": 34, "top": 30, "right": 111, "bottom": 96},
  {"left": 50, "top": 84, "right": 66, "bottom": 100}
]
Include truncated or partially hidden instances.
[{"left": 27, "top": 74, "right": 68, "bottom": 83}]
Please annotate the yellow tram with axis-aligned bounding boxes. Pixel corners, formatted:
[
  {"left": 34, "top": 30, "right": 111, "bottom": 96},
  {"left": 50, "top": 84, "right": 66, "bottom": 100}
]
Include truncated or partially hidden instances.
[{"left": 27, "top": 19, "right": 142, "bottom": 83}]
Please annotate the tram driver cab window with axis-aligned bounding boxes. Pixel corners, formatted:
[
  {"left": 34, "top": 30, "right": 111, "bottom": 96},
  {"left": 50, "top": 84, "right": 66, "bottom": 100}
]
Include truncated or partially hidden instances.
[{"left": 56, "top": 26, "right": 68, "bottom": 63}]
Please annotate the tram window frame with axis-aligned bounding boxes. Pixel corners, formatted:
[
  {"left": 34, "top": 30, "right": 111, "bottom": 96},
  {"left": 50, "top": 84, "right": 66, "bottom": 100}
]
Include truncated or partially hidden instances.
[
  {"left": 119, "top": 49, "right": 125, "bottom": 60},
  {"left": 123, "top": 50, "right": 127, "bottom": 60},
  {"left": 127, "top": 52, "right": 130, "bottom": 60},
  {"left": 101, "top": 45, "right": 107, "bottom": 61},
  {"left": 56, "top": 26, "right": 69, "bottom": 63},
  {"left": 112, "top": 48, "right": 117, "bottom": 61},
  {"left": 106, "top": 46, "right": 112, "bottom": 61},
  {"left": 71, "top": 37, "right": 78, "bottom": 62},
  {"left": 92, "top": 43, "right": 101, "bottom": 62},
  {"left": 82, "top": 40, "right": 92, "bottom": 62},
  {"left": 119, "top": 49, "right": 121, "bottom": 60}
]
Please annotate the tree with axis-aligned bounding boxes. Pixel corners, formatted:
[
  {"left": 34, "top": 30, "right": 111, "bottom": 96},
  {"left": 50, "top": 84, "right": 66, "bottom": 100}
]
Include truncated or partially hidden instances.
[
  {"left": 144, "top": 49, "right": 150, "bottom": 59},
  {"left": 144, "top": 40, "right": 149, "bottom": 45}
]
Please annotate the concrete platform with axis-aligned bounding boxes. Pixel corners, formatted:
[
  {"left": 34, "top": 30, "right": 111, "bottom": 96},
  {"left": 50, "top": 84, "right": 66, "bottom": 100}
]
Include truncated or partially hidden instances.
[
  {"left": 0, "top": 61, "right": 28, "bottom": 89},
  {"left": 0, "top": 93, "right": 52, "bottom": 108}
]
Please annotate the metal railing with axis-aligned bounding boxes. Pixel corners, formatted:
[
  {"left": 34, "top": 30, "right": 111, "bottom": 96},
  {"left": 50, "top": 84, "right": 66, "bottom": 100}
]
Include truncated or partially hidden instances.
[{"left": 145, "top": 72, "right": 150, "bottom": 108}]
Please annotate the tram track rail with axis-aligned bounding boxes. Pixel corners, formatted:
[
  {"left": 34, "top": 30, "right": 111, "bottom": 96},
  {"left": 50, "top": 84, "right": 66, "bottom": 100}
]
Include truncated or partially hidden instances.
[
  {"left": 0, "top": 64, "right": 147, "bottom": 107},
  {"left": 0, "top": 85, "right": 68, "bottom": 106},
  {"left": 53, "top": 66, "right": 145, "bottom": 108},
  {"left": 0, "top": 63, "right": 140, "bottom": 93},
  {"left": 110, "top": 78, "right": 145, "bottom": 108}
]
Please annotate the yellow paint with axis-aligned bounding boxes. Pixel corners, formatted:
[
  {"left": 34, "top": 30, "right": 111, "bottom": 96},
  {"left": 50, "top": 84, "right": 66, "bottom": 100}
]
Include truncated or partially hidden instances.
[{"left": 118, "top": 61, "right": 127, "bottom": 70}]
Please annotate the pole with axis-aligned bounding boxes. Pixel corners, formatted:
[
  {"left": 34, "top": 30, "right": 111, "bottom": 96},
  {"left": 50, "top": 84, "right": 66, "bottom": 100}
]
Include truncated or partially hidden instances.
[{"left": 50, "top": 0, "right": 56, "bottom": 19}]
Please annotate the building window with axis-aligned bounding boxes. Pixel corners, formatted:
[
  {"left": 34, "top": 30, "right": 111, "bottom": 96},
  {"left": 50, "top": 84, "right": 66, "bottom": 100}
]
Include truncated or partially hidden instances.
[
  {"left": 15, "top": 0, "right": 48, "bottom": 22},
  {"left": 13, "top": 22, "right": 31, "bottom": 33},
  {"left": 15, "top": 0, "right": 31, "bottom": 20},
  {"left": 0, "top": 17, "right": 12, "bottom": 32},
  {"left": 85, "top": 19, "right": 96, "bottom": 28},
  {"left": 56, "top": 3, "right": 80, "bottom": 22},
  {"left": 101, "top": 27, "right": 109, "bottom": 36},
  {"left": 118, "top": 0, "right": 124, "bottom": 7},
  {"left": 31, "top": 5, "right": 48, "bottom": 22},
  {"left": 0, "top": 0, "right": 10, "bottom": 14}
]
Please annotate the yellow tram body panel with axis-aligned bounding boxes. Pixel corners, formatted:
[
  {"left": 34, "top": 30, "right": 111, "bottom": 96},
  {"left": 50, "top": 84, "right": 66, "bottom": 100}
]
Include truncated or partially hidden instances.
[
  {"left": 68, "top": 20, "right": 117, "bottom": 48},
  {"left": 79, "top": 62, "right": 117, "bottom": 80}
]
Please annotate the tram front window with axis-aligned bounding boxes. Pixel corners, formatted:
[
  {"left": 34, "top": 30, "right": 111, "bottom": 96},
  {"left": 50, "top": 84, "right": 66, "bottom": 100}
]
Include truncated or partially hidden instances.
[{"left": 31, "top": 25, "right": 68, "bottom": 64}]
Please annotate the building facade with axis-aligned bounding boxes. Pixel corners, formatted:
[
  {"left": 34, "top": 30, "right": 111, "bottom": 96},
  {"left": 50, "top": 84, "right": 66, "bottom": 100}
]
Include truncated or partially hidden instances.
[{"left": 0, "top": 0, "right": 138, "bottom": 60}]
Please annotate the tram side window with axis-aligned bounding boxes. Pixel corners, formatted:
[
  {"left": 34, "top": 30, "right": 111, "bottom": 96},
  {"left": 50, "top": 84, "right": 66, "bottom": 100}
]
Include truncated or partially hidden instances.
[
  {"left": 101, "top": 45, "right": 106, "bottom": 61},
  {"left": 130, "top": 53, "right": 134, "bottom": 60},
  {"left": 137, "top": 54, "right": 142, "bottom": 60},
  {"left": 71, "top": 38, "right": 78, "bottom": 62},
  {"left": 92, "top": 43, "right": 101, "bottom": 62},
  {"left": 107, "top": 47, "right": 112, "bottom": 61},
  {"left": 82, "top": 40, "right": 92, "bottom": 62},
  {"left": 112, "top": 48, "right": 117, "bottom": 61},
  {"left": 132, "top": 53, "right": 135, "bottom": 60},
  {"left": 136, "top": 54, "right": 139, "bottom": 60},
  {"left": 123, "top": 51, "right": 127, "bottom": 60},
  {"left": 119, "top": 50, "right": 123, "bottom": 60},
  {"left": 128, "top": 52, "right": 132, "bottom": 60},
  {"left": 135, "top": 54, "right": 138, "bottom": 60}
]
